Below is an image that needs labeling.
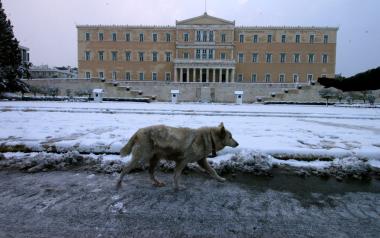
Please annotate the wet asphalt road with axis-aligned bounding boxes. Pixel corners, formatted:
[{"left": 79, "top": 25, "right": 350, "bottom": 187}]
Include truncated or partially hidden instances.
[{"left": 0, "top": 170, "right": 379, "bottom": 238}]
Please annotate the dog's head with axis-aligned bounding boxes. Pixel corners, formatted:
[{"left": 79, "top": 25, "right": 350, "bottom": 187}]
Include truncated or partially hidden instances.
[{"left": 218, "top": 122, "right": 239, "bottom": 148}]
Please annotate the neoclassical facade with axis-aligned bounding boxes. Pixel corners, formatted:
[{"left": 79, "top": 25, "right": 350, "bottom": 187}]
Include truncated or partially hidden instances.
[{"left": 77, "top": 13, "right": 337, "bottom": 84}]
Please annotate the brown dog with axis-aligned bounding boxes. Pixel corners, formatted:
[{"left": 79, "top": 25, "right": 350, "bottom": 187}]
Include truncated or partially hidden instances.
[{"left": 116, "top": 123, "right": 239, "bottom": 190}]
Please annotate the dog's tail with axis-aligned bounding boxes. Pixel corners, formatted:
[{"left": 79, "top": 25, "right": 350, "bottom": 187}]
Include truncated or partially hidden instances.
[{"left": 120, "top": 133, "right": 137, "bottom": 157}]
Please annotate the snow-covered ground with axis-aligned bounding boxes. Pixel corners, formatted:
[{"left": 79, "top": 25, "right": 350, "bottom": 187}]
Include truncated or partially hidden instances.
[{"left": 1, "top": 101, "right": 380, "bottom": 172}]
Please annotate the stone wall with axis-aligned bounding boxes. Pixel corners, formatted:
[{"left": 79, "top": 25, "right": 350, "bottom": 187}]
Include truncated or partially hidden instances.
[{"left": 23, "top": 79, "right": 380, "bottom": 104}]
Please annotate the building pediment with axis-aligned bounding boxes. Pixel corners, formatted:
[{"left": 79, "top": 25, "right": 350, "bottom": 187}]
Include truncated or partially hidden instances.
[{"left": 177, "top": 13, "right": 234, "bottom": 26}]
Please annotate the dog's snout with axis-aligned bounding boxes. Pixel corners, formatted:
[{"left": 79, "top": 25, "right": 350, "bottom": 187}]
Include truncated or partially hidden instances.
[{"left": 233, "top": 140, "right": 239, "bottom": 147}]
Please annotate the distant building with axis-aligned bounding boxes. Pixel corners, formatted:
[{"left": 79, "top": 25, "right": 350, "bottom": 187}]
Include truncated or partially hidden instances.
[
  {"left": 19, "top": 45, "right": 30, "bottom": 64},
  {"left": 77, "top": 13, "right": 337, "bottom": 84},
  {"left": 29, "top": 65, "right": 78, "bottom": 79}
]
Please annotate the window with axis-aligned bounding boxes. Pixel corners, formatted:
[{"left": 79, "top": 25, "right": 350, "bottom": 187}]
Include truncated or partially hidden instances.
[
  {"left": 139, "top": 72, "right": 144, "bottom": 81},
  {"left": 196, "top": 31, "right": 201, "bottom": 42},
  {"left": 112, "top": 32, "right": 117, "bottom": 41},
  {"left": 85, "top": 32, "right": 90, "bottom": 41},
  {"left": 238, "top": 53, "right": 244, "bottom": 63},
  {"left": 152, "top": 33, "right": 157, "bottom": 42},
  {"left": 322, "top": 54, "right": 328, "bottom": 63},
  {"left": 202, "top": 49, "right": 207, "bottom": 59},
  {"left": 266, "top": 53, "right": 272, "bottom": 63},
  {"left": 166, "top": 33, "right": 171, "bottom": 42},
  {"left": 308, "top": 53, "right": 315, "bottom": 63},
  {"left": 221, "top": 33, "right": 226, "bottom": 43},
  {"left": 98, "top": 32, "right": 104, "bottom": 41},
  {"left": 125, "top": 33, "right": 130, "bottom": 42},
  {"left": 165, "top": 52, "right": 171, "bottom": 62},
  {"left": 111, "top": 51, "right": 117, "bottom": 61},
  {"left": 293, "top": 53, "right": 300, "bottom": 63},
  {"left": 152, "top": 52, "right": 158, "bottom": 62},
  {"left": 252, "top": 53, "right": 258, "bottom": 63},
  {"left": 307, "top": 74, "right": 313, "bottom": 83},
  {"left": 196, "top": 49, "right": 201, "bottom": 59},
  {"left": 221, "top": 52, "right": 226, "bottom": 60},
  {"left": 165, "top": 72, "right": 171, "bottom": 81},
  {"left": 239, "top": 34, "right": 244, "bottom": 43},
  {"left": 265, "top": 74, "right": 271, "bottom": 83},
  {"left": 238, "top": 74, "right": 243, "bottom": 82},
  {"left": 309, "top": 34, "right": 315, "bottom": 44},
  {"left": 98, "top": 51, "right": 104, "bottom": 61},
  {"left": 324, "top": 34, "right": 329, "bottom": 44},
  {"left": 253, "top": 34, "right": 258, "bottom": 43},
  {"left": 125, "top": 72, "right": 131, "bottom": 81},
  {"left": 85, "top": 51, "right": 91, "bottom": 61},
  {"left": 280, "top": 53, "right": 286, "bottom": 63},
  {"left": 281, "top": 34, "right": 286, "bottom": 43},
  {"left": 267, "top": 34, "right": 272, "bottom": 43},
  {"left": 209, "top": 31, "right": 214, "bottom": 42},
  {"left": 202, "top": 31, "right": 207, "bottom": 42},
  {"left": 152, "top": 72, "right": 157, "bottom": 81},
  {"left": 85, "top": 72, "right": 91, "bottom": 79},
  {"left": 251, "top": 73, "right": 257, "bottom": 83},
  {"left": 112, "top": 71, "right": 117, "bottom": 80},
  {"left": 184, "top": 32, "right": 189, "bottom": 42},
  {"left": 125, "top": 51, "right": 131, "bottom": 61},
  {"left": 184, "top": 52, "right": 189, "bottom": 59},
  {"left": 139, "top": 33, "right": 144, "bottom": 42},
  {"left": 295, "top": 34, "right": 300, "bottom": 43},
  {"left": 321, "top": 74, "right": 327, "bottom": 78},
  {"left": 99, "top": 72, "right": 104, "bottom": 79},
  {"left": 139, "top": 52, "right": 144, "bottom": 62},
  {"left": 293, "top": 74, "right": 299, "bottom": 83},
  {"left": 208, "top": 49, "right": 214, "bottom": 59},
  {"left": 279, "top": 74, "right": 285, "bottom": 83}
]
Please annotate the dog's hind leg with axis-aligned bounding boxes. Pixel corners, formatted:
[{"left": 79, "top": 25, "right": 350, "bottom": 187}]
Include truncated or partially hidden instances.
[
  {"left": 116, "top": 157, "right": 140, "bottom": 189},
  {"left": 197, "top": 158, "right": 226, "bottom": 182},
  {"left": 149, "top": 156, "right": 165, "bottom": 187}
]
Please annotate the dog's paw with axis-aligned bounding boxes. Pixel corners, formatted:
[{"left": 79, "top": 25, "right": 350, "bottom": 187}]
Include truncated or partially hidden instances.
[
  {"left": 173, "top": 185, "right": 186, "bottom": 191},
  {"left": 153, "top": 181, "right": 166, "bottom": 187}
]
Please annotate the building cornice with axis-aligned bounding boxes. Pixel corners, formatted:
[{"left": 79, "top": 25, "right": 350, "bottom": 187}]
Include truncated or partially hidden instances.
[
  {"left": 236, "top": 26, "right": 339, "bottom": 31},
  {"left": 76, "top": 25, "right": 175, "bottom": 30}
]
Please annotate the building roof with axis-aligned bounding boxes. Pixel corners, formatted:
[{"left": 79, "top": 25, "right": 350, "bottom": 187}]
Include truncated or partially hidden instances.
[
  {"left": 77, "top": 13, "right": 337, "bottom": 30},
  {"left": 176, "top": 12, "right": 235, "bottom": 25}
]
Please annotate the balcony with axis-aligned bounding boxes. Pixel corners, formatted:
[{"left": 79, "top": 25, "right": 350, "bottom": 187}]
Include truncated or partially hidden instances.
[{"left": 174, "top": 59, "right": 236, "bottom": 68}]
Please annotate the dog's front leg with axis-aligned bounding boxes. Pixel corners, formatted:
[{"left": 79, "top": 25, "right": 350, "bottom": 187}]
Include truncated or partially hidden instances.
[
  {"left": 173, "top": 160, "right": 188, "bottom": 191},
  {"left": 197, "top": 158, "right": 226, "bottom": 182}
]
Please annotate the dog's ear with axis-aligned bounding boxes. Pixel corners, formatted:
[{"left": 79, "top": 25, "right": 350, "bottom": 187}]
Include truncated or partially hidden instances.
[{"left": 219, "top": 122, "right": 226, "bottom": 136}]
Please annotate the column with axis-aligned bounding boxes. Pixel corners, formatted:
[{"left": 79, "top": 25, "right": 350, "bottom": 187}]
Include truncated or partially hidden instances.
[
  {"left": 193, "top": 68, "right": 196, "bottom": 82},
  {"left": 226, "top": 68, "right": 230, "bottom": 83},
  {"left": 200, "top": 68, "right": 203, "bottom": 82},
  {"left": 231, "top": 69, "right": 235, "bottom": 83},
  {"left": 213, "top": 68, "right": 216, "bottom": 82},
  {"left": 174, "top": 67, "right": 177, "bottom": 82},
  {"left": 180, "top": 68, "right": 183, "bottom": 82},
  {"left": 206, "top": 68, "right": 209, "bottom": 83},
  {"left": 219, "top": 68, "right": 222, "bottom": 83},
  {"left": 187, "top": 68, "right": 190, "bottom": 82}
]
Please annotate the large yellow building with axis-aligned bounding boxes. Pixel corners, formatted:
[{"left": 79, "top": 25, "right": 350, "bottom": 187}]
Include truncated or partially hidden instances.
[{"left": 78, "top": 13, "right": 337, "bottom": 84}]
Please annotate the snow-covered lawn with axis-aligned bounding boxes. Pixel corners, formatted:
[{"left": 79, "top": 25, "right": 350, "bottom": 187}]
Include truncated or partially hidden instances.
[{"left": 1, "top": 101, "right": 379, "bottom": 171}]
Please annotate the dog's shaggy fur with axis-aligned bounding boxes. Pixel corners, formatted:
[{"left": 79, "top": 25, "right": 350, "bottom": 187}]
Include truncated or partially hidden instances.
[{"left": 116, "top": 123, "right": 239, "bottom": 190}]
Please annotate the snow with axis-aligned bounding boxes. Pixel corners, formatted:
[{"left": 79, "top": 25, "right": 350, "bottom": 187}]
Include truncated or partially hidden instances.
[{"left": 0, "top": 101, "right": 379, "bottom": 172}]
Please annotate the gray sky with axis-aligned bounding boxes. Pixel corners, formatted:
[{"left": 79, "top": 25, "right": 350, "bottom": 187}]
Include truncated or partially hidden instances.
[{"left": 3, "top": 0, "right": 380, "bottom": 76}]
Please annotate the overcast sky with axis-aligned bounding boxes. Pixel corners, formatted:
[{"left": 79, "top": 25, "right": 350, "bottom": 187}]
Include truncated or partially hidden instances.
[{"left": 3, "top": 0, "right": 380, "bottom": 76}]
